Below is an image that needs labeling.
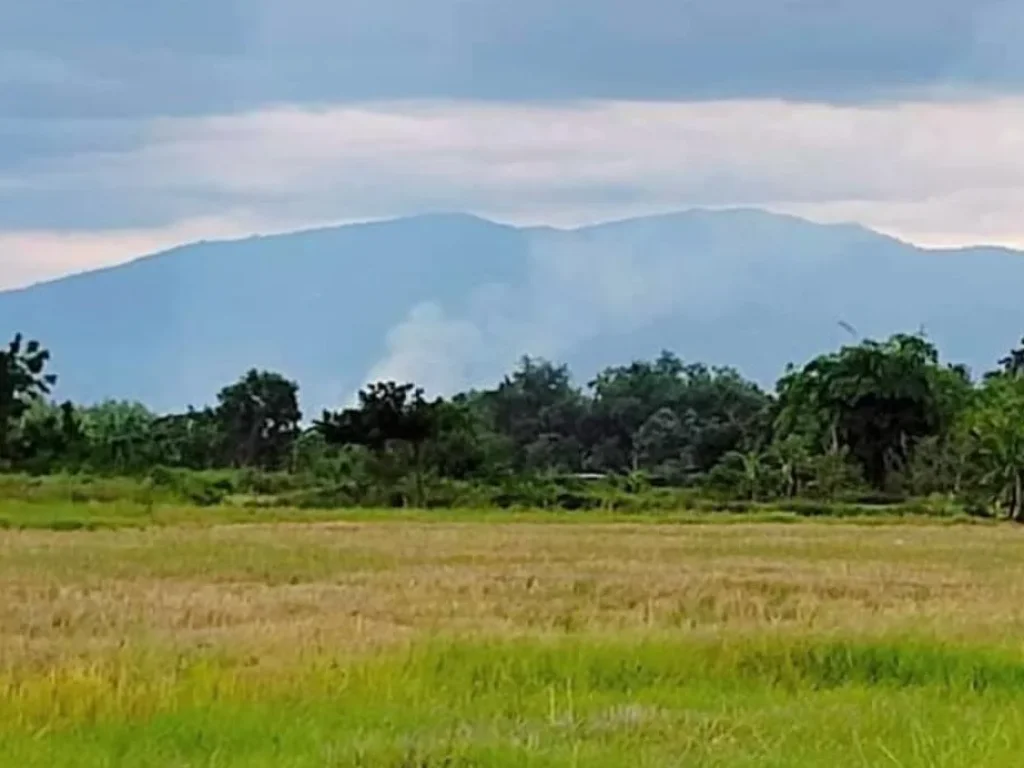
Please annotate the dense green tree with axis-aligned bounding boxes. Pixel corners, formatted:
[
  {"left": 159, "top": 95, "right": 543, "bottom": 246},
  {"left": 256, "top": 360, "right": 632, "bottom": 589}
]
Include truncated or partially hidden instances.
[
  {"left": 79, "top": 401, "right": 156, "bottom": 473},
  {"left": 678, "top": 363, "right": 771, "bottom": 472},
  {"left": 216, "top": 370, "right": 302, "bottom": 470},
  {"left": 587, "top": 352, "right": 688, "bottom": 471},
  {"left": 0, "top": 334, "right": 57, "bottom": 464},
  {"left": 424, "top": 397, "right": 494, "bottom": 480},
  {"left": 151, "top": 407, "right": 225, "bottom": 470},
  {"left": 633, "top": 407, "right": 694, "bottom": 481},
  {"left": 482, "top": 357, "right": 588, "bottom": 473},
  {"left": 11, "top": 399, "right": 83, "bottom": 472},
  {"left": 963, "top": 374, "right": 1024, "bottom": 520},
  {"left": 9, "top": 325, "right": 1024, "bottom": 512},
  {"left": 317, "top": 381, "right": 441, "bottom": 505},
  {"left": 775, "top": 334, "right": 966, "bottom": 490},
  {"left": 902, "top": 433, "right": 970, "bottom": 497},
  {"left": 805, "top": 448, "right": 864, "bottom": 498},
  {"left": 586, "top": 353, "right": 769, "bottom": 476}
]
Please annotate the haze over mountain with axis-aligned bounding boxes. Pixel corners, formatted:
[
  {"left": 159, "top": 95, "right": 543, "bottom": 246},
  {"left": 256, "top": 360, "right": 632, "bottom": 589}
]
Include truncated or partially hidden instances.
[{"left": 2, "top": 208, "right": 1022, "bottom": 413}]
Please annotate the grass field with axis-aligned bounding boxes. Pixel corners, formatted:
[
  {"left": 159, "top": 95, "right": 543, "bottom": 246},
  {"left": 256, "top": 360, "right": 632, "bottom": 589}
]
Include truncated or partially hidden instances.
[{"left": 3, "top": 506, "right": 1024, "bottom": 766}]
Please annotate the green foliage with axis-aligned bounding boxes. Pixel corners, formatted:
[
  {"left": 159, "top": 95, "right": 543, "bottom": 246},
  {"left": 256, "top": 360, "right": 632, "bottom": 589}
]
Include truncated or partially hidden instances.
[
  {"left": 151, "top": 407, "right": 221, "bottom": 470},
  {"left": 587, "top": 352, "right": 770, "bottom": 477},
  {"left": 78, "top": 401, "right": 156, "bottom": 473},
  {"left": 776, "top": 334, "right": 967, "bottom": 490},
  {"left": 216, "top": 370, "right": 302, "bottom": 470},
  {"left": 961, "top": 374, "right": 1024, "bottom": 520},
  {"left": 484, "top": 357, "right": 587, "bottom": 473},
  {"left": 998, "top": 336, "right": 1024, "bottom": 379},
  {"left": 147, "top": 467, "right": 236, "bottom": 506},
  {"left": 317, "top": 381, "right": 444, "bottom": 506},
  {"left": 8, "top": 328, "right": 1024, "bottom": 516},
  {"left": 9, "top": 399, "right": 83, "bottom": 473},
  {"left": 0, "top": 334, "right": 57, "bottom": 464}
]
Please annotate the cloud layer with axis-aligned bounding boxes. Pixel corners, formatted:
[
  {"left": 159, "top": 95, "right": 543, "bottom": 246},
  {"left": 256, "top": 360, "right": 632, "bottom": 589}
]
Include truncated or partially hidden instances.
[
  {"left": 9, "top": 96, "right": 1024, "bottom": 288},
  {"left": 4, "top": 0, "right": 1024, "bottom": 121},
  {"left": 6, "top": 3, "right": 1024, "bottom": 289}
]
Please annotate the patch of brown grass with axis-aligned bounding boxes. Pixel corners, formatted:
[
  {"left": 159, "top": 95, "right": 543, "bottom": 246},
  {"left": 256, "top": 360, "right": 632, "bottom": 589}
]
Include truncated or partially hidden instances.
[{"left": 3, "top": 521, "right": 1024, "bottom": 671}]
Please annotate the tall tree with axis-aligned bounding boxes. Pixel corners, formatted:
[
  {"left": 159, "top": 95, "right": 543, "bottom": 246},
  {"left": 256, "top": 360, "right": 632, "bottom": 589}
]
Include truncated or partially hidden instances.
[
  {"left": 216, "top": 370, "right": 302, "bottom": 470},
  {"left": 676, "top": 363, "right": 771, "bottom": 473},
  {"left": 964, "top": 374, "right": 1024, "bottom": 520},
  {"left": 79, "top": 401, "right": 156, "bottom": 473},
  {"left": 0, "top": 334, "right": 57, "bottom": 463},
  {"left": 587, "top": 352, "right": 769, "bottom": 476},
  {"left": 587, "top": 352, "right": 688, "bottom": 471},
  {"left": 775, "top": 334, "right": 964, "bottom": 490},
  {"left": 151, "top": 407, "right": 223, "bottom": 470},
  {"left": 424, "top": 397, "right": 493, "bottom": 480},
  {"left": 633, "top": 407, "right": 694, "bottom": 481},
  {"left": 12, "top": 399, "right": 83, "bottom": 472},
  {"left": 317, "top": 381, "right": 441, "bottom": 506},
  {"left": 483, "top": 357, "right": 587, "bottom": 473}
]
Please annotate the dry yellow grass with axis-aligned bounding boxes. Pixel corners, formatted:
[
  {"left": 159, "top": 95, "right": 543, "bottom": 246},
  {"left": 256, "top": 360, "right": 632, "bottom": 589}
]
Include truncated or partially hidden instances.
[
  {"left": 9, "top": 519, "right": 1024, "bottom": 766},
  {"left": 3, "top": 520, "right": 1024, "bottom": 671}
]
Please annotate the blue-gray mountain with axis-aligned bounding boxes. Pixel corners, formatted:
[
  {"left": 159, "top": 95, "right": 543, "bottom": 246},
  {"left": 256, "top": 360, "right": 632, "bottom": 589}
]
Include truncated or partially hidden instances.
[{"left": 2, "top": 209, "right": 1022, "bottom": 413}]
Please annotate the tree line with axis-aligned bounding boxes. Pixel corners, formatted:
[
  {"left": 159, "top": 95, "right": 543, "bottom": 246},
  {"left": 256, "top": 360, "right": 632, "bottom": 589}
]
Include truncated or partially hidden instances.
[{"left": 4, "top": 330, "right": 1024, "bottom": 517}]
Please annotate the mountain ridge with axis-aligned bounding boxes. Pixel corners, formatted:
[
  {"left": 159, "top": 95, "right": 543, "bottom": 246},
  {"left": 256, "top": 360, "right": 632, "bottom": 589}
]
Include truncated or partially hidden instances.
[
  {"left": 2, "top": 208, "right": 1022, "bottom": 412},
  {"left": 1, "top": 208, "right": 919, "bottom": 296}
]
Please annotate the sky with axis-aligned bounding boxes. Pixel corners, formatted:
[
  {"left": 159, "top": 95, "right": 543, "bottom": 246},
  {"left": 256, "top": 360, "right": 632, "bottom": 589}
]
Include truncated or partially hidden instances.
[{"left": 5, "top": 0, "right": 1024, "bottom": 290}]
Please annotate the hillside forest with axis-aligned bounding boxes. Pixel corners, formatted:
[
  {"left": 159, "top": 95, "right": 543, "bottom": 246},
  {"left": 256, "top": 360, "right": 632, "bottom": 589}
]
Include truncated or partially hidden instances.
[{"left": 4, "top": 330, "right": 1024, "bottom": 517}]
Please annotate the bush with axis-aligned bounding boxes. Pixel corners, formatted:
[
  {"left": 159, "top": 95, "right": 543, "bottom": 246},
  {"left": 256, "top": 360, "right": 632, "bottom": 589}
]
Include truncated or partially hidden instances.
[
  {"left": 277, "top": 485, "right": 356, "bottom": 509},
  {"left": 0, "top": 472, "right": 159, "bottom": 504},
  {"left": 147, "top": 467, "right": 238, "bottom": 506},
  {"left": 899, "top": 494, "right": 963, "bottom": 518},
  {"left": 423, "top": 480, "right": 491, "bottom": 509},
  {"left": 236, "top": 469, "right": 306, "bottom": 496}
]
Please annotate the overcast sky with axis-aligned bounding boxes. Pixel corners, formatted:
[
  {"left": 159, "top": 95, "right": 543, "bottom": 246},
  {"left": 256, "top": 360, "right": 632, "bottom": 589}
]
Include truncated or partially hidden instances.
[{"left": 5, "top": 0, "right": 1024, "bottom": 289}]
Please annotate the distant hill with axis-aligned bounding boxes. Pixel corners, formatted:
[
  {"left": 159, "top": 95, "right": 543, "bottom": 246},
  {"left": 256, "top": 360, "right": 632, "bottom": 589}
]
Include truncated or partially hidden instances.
[{"left": 2, "top": 209, "right": 1022, "bottom": 413}]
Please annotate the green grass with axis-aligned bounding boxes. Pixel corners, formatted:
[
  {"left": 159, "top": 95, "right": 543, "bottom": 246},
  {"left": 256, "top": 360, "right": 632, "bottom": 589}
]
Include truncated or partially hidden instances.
[
  {"left": 0, "top": 498, "right": 990, "bottom": 533},
  {"left": 0, "top": 469, "right": 979, "bottom": 524},
  {"left": 3, "top": 637, "right": 1024, "bottom": 766}
]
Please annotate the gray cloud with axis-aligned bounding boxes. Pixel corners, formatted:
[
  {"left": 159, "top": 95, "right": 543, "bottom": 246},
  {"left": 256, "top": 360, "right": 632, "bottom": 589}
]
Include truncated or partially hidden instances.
[
  {"left": 2, "top": 0, "right": 1023, "bottom": 123},
  {"left": 4, "top": 0, "right": 1023, "bottom": 240},
  {"left": 8, "top": 99, "right": 1024, "bottom": 239}
]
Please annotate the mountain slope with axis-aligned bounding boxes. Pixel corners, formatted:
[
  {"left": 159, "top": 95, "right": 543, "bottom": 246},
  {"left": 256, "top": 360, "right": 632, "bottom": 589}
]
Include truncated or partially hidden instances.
[
  {"left": 0, "top": 214, "right": 529, "bottom": 411},
  {"left": 2, "top": 209, "right": 1022, "bottom": 412}
]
